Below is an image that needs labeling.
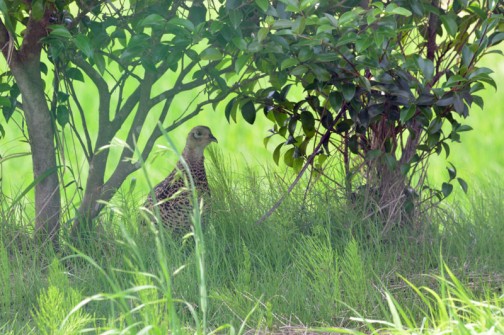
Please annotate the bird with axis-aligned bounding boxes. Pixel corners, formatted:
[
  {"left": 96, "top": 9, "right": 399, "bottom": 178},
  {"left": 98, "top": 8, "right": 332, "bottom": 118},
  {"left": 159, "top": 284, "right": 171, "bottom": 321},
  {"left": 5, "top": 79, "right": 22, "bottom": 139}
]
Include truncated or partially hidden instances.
[{"left": 144, "top": 125, "right": 218, "bottom": 233}]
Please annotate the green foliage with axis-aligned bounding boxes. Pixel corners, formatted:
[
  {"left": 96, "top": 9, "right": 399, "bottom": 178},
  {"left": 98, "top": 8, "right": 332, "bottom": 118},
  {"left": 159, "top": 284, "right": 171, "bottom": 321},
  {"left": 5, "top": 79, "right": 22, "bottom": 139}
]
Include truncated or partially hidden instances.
[
  {"left": 32, "top": 259, "right": 92, "bottom": 335},
  {"left": 352, "top": 263, "right": 504, "bottom": 334},
  {"left": 341, "top": 239, "right": 368, "bottom": 311},
  {"left": 1, "top": 159, "right": 504, "bottom": 332},
  {"left": 209, "top": 0, "right": 504, "bottom": 216},
  {"left": 0, "top": 241, "right": 11, "bottom": 320}
]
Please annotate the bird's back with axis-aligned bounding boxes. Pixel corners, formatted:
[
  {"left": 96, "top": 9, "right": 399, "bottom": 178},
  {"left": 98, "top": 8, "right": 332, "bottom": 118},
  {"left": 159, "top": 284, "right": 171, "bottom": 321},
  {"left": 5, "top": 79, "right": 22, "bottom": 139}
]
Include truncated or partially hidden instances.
[{"left": 145, "top": 156, "right": 210, "bottom": 232}]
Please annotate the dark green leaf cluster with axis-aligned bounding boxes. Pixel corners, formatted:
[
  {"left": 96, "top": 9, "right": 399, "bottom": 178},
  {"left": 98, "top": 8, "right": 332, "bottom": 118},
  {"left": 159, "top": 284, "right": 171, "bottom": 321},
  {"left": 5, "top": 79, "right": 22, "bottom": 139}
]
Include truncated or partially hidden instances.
[{"left": 210, "top": 0, "right": 503, "bottom": 201}]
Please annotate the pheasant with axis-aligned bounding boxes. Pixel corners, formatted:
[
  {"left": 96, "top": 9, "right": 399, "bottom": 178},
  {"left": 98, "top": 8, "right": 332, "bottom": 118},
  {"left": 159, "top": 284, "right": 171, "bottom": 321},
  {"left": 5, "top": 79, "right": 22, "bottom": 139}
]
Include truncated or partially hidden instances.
[{"left": 144, "top": 126, "right": 217, "bottom": 232}]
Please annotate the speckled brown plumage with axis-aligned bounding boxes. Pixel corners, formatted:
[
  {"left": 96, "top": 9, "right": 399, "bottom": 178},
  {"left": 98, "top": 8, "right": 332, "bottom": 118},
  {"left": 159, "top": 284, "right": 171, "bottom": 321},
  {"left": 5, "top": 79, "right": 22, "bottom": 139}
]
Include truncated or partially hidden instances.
[{"left": 144, "top": 126, "right": 217, "bottom": 233}]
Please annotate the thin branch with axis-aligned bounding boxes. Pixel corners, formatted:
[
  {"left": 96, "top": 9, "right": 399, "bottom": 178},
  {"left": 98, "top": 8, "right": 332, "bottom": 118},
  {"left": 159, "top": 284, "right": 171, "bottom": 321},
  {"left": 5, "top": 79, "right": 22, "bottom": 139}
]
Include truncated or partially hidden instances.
[
  {"left": 67, "top": 79, "right": 93, "bottom": 160},
  {"left": 68, "top": 0, "right": 106, "bottom": 31},
  {"left": 256, "top": 115, "right": 341, "bottom": 225},
  {"left": 0, "top": 20, "right": 18, "bottom": 66},
  {"left": 426, "top": 0, "right": 440, "bottom": 61},
  {"left": 118, "top": 71, "right": 156, "bottom": 163},
  {"left": 72, "top": 56, "right": 111, "bottom": 148},
  {"left": 109, "top": 57, "right": 178, "bottom": 131}
]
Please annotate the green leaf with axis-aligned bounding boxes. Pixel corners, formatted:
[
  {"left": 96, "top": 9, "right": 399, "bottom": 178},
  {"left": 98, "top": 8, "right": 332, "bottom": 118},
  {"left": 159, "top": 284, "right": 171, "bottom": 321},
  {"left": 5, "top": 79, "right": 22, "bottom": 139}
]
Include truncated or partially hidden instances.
[
  {"left": 300, "top": 110, "right": 315, "bottom": 134},
  {"left": 417, "top": 57, "right": 434, "bottom": 82},
  {"left": 355, "top": 36, "right": 373, "bottom": 53},
  {"left": 169, "top": 17, "right": 195, "bottom": 31},
  {"left": 298, "top": 48, "right": 313, "bottom": 62},
  {"left": 342, "top": 84, "right": 355, "bottom": 102},
  {"left": 440, "top": 14, "right": 458, "bottom": 37},
  {"left": 339, "top": 11, "right": 357, "bottom": 27},
  {"left": 210, "top": 21, "right": 224, "bottom": 34},
  {"left": 400, "top": 105, "right": 416, "bottom": 123},
  {"left": 281, "top": 58, "right": 299, "bottom": 70},
  {"left": 49, "top": 25, "right": 72, "bottom": 39},
  {"left": 321, "top": 112, "right": 333, "bottom": 129},
  {"left": 40, "top": 62, "right": 48, "bottom": 75},
  {"left": 436, "top": 92, "right": 455, "bottom": 106},
  {"left": 453, "top": 93, "right": 466, "bottom": 116},
  {"left": 273, "top": 142, "right": 283, "bottom": 165},
  {"left": 0, "top": 83, "right": 10, "bottom": 92},
  {"left": 383, "top": 153, "right": 397, "bottom": 170},
  {"left": 263, "top": 135, "right": 272, "bottom": 148},
  {"left": 257, "top": 27, "right": 269, "bottom": 42},
  {"left": 328, "top": 92, "right": 342, "bottom": 111},
  {"left": 348, "top": 135, "right": 358, "bottom": 154},
  {"left": 279, "top": 0, "right": 300, "bottom": 11},
  {"left": 442, "top": 182, "right": 453, "bottom": 197},
  {"left": 0, "top": 96, "right": 11, "bottom": 107},
  {"left": 140, "top": 14, "right": 167, "bottom": 28},
  {"left": 31, "top": 0, "right": 45, "bottom": 20},
  {"left": 232, "top": 37, "right": 247, "bottom": 50},
  {"left": 441, "top": 141, "right": 450, "bottom": 158},
  {"left": 94, "top": 53, "right": 105, "bottom": 75},
  {"left": 3, "top": 105, "right": 14, "bottom": 122},
  {"left": 56, "top": 105, "right": 70, "bottom": 127},
  {"left": 457, "top": 177, "right": 468, "bottom": 194},
  {"left": 456, "top": 124, "right": 472, "bottom": 132},
  {"left": 272, "top": 19, "right": 293, "bottom": 30},
  {"left": 241, "top": 100, "right": 256, "bottom": 124},
  {"left": 235, "top": 54, "right": 250, "bottom": 73},
  {"left": 489, "top": 32, "right": 504, "bottom": 47},
  {"left": 400, "top": 163, "right": 410, "bottom": 176},
  {"left": 323, "top": 13, "right": 338, "bottom": 27},
  {"left": 66, "top": 68, "right": 84, "bottom": 82},
  {"left": 0, "top": 0, "right": 15, "bottom": 33},
  {"left": 229, "top": 9, "right": 243, "bottom": 29},
  {"left": 57, "top": 92, "right": 69, "bottom": 103},
  {"left": 309, "top": 64, "right": 330, "bottom": 82},
  {"left": 292, "top": 17, "right": 306, "bottom": 34},
  {"left": 385, "top": 4, "right": 412, "bottom": 16},
  {"left": 461, "top": 45, "right": 474, "bottom": 67},
  {"left": 446, "top": 164, "right": 456, "bottom": 180},
  {"left": 472, "top": 95, "right": 484, "bottom": 109},
  {"left": 444, "top": 75, "right": 466, "bottom": 88},
  {"left": 290, "top": 65, "right": 308, "bottom": 76},
  {"left": 335, "top": 119, "right": 352, "bottom": 133},
  {"left": 74, "top": 34, "right": 93, "bottom": 58},
  {"left": 200, "top": 47, "right": 223, "bottom": 61},
  {"left": 284, "top": 147, "right": 295, "bottom": 167},
  {"left": 225, "top": 98, "right": 237, "bottom": 123},
  {"left": 255, "top": 0, "right": 269, "bottom": 12}
]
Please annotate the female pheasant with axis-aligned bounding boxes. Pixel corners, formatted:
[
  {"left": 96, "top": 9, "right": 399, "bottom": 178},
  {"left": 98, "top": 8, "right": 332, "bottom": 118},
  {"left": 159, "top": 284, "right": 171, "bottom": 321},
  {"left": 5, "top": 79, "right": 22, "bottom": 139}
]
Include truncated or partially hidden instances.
[{"left": 145, "top": 126, "right": 217, "bottom": 232}]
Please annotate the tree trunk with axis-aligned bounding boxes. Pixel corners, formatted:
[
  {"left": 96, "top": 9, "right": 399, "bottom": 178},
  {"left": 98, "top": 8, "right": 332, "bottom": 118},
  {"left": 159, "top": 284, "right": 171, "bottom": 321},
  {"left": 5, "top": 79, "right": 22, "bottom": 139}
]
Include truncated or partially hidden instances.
[
  {"left": 368, "top": 118, "right": 407, "bottom": 232},
  {"left": 10, "top": 61, "right": 61, "bottom": 248},
  {"left": 73, "top": 154, "right": 107, "bottom": 235},
  {"left": 1, "top": 13, "right": 61, "bottom": 249}
]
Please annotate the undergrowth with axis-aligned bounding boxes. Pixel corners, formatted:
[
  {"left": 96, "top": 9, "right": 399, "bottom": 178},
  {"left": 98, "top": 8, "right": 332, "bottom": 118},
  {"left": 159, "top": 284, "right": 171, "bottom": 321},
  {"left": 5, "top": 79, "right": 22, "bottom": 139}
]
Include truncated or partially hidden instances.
[{"left": 0, "top": 149, "right": 503, "bottom": 334}]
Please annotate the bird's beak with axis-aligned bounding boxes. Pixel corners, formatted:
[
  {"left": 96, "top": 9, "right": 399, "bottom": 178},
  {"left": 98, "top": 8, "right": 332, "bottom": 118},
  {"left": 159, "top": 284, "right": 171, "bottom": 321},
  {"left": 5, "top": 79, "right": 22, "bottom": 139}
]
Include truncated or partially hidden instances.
[{"left": 210, "top": 134, "right": 218, "bottom": 143}]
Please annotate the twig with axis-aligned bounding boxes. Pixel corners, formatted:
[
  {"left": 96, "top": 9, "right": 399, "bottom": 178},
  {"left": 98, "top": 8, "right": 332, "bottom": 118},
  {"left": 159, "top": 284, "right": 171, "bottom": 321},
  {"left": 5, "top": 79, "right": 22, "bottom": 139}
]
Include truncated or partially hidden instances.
[{"left": 256, "top": 116, "right": 341, "bottom": 225}]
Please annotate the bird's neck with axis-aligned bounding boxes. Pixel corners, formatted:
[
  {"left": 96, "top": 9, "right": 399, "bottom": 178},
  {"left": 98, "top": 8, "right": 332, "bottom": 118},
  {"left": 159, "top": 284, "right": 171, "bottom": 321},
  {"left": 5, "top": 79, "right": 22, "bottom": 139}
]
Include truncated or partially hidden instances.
[{"left": 182, "top": 146, "right": 204, "bottom": 165}]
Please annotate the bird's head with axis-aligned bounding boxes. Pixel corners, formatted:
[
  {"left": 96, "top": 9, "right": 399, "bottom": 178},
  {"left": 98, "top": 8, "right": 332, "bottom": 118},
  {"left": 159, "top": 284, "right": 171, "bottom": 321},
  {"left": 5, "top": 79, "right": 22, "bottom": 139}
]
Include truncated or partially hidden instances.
[{"left": 186, "top": 126, "right": 218, "bottom": 153}]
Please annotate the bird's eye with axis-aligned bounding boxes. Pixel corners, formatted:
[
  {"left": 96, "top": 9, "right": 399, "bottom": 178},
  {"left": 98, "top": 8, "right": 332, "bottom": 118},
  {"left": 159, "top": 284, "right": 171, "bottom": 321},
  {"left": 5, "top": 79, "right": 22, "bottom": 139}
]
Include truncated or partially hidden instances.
[{"left": 194, "top": 131, "right": 202, "bottom": 139}]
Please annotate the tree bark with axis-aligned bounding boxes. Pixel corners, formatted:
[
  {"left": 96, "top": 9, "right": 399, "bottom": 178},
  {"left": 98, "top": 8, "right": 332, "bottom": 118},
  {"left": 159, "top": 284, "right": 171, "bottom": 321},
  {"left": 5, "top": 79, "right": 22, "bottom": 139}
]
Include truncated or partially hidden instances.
[
  {"left": 0, "top": 14, "right": 61, "bottom": 248},
  {"left": 15, "top": 64, "right": 61, "bottom": 248}
]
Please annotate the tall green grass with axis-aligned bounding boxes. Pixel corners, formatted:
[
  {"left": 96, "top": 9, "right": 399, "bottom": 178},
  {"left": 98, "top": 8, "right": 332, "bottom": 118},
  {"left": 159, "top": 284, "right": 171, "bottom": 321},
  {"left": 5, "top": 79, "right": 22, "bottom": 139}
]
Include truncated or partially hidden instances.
[{"left": 1, "top": 146, "right": 503, "bottom": 334}]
